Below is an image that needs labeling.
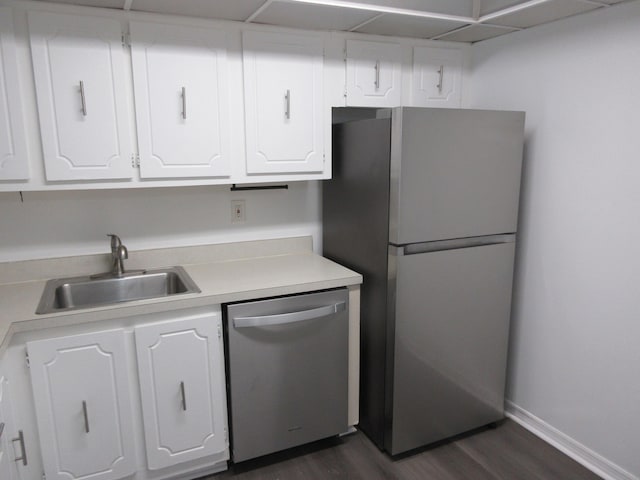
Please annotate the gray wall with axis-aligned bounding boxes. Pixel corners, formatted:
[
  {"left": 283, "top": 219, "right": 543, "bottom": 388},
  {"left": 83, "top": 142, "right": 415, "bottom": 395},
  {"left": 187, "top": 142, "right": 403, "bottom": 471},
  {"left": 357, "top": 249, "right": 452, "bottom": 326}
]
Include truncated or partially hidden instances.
[{"left": 468, "top": 2, "right": 640, "bottom": 478}]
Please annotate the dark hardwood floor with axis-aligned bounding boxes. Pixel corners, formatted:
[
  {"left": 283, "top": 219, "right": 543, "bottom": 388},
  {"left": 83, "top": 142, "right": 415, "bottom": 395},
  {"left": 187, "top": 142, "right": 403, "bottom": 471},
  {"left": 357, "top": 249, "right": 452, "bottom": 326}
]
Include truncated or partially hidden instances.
[{"left": 208, "top": 420, "right": 601, "bottom": 480}]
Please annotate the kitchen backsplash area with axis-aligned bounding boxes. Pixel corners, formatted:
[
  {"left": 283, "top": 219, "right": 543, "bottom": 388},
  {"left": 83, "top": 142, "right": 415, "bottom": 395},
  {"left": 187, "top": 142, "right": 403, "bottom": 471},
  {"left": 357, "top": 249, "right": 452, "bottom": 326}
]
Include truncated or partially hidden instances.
[{"left": 0, "top": 181, "right": 321, "bottom": 262}]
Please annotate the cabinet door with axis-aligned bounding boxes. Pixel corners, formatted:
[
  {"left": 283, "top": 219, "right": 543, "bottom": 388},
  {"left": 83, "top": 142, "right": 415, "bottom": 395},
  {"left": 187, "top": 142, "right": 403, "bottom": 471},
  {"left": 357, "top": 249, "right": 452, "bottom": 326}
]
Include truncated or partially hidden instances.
[
  {"left": 27, "top": 330, "right": 135, "bottom": 480},
  {"left": 243, "top": 31, "right": 324, "bottom": 174},
  {"left": 346, "top": 40, "right": 402, "bottom": 107},
  {"left": 134, "top": 310, "right": 227, "bottom": 470},
  {"left": 0, "top": 374, "right": 19, "bottom": 480},
  {"left": 131, "top": 22, "right": 231, "bottom": 179},
  {"left": 29, "top": 12, "right": 133, "bottom": 181},
  {"left": 412, "top": 46, "right": 462, "bottom": 107},
  {"left": 0, "top": 8, "right": 29, "bottom": 180}
]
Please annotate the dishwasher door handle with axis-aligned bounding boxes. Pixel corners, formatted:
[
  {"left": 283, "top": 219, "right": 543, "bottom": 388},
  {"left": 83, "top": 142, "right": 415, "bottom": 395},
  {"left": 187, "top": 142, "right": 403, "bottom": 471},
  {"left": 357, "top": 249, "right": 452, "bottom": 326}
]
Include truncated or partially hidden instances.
[{"left": 233, "top": 301, "right": 346, "bottom": 328}]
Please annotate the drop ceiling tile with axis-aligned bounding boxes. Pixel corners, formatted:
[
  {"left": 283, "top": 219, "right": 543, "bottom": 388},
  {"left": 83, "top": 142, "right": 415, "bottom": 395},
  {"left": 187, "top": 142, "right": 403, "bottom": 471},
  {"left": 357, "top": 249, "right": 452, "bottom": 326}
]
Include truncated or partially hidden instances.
[
  {"left": 252, "top": 2, "right": 378, "bottom": 31},
  {"left": 437, "top": 24, "right": 518, "bottom": 42},
  {"left": 487, "top": 0, "right": 601, "bottom": 29},
  {"left": 479, "top": 0, "right": 530, "bottom": 16},
  {"left": 355, "top": 13, "right": 468, "bottom": 39},
  {"left": 35, "top": 0, "right": 126, "bottom": 8},
  {"left": 341, "top": 0, "right": 474, "bottom": 17},
  {"left": 130, "top": 0, "right": 267, "bottom": 22}
]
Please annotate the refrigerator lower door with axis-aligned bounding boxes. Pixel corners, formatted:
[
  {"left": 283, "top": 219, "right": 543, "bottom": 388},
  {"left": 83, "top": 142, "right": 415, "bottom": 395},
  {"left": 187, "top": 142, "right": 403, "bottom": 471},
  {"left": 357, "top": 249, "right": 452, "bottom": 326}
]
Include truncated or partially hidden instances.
[
  {"left": 225, "top": 289, "right": 349, "bottom": 462},
  {"left": 386, "top": 241, "right": 516, "bottom": 455}
]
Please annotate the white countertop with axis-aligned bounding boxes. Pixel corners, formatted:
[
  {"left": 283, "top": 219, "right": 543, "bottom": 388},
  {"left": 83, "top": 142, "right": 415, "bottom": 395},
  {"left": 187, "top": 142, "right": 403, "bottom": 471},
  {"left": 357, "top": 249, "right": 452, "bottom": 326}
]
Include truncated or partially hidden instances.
[{"left": 0, "top": 237, "right": 362, "bottom": 354}]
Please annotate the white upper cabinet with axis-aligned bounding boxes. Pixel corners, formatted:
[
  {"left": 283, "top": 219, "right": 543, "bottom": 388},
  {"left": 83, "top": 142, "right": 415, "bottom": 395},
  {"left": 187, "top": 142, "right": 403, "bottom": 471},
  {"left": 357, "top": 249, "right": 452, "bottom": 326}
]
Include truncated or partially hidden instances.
[
  {"left": 346, "top": 39, "right": 402, "bottom": 107},
  {"left": 27, "top": 330, "right": 136, "bottom": 480},
  {"left": 0, "top": 8, "right": 29, "bottom": 181},
  {"left": 412, "top": 46, "right": 463, "bottom": 108},
  {"left": 242, "top": 31, "right": 325, "bottom": 174},
  {"left": 134, "top": 310, "right": 227, "bottom": 470},
  {"left": 28, "top": 12, "right": 133, "bottom": 181},
  {"left": 130, "top": 22, "right": 231, "bottom": 179}
]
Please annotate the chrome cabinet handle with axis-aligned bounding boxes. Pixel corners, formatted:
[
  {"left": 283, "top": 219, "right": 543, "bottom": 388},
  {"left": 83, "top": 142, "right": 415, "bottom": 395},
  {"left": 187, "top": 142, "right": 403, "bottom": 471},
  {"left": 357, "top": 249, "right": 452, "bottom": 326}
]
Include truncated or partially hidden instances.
[
  {"left": 0, "top": 421, "right": 4, "bottom": 440},
  {"left": 374, "top": 60, "right": 380, "bottom": 89},
  {"left": 79, "top": 80, "right": 87, "bottom": 116},
  {"left": 12, "top": 430, "right": 28, "bottom": 466},
  {"left": 82, "top": 400, "right": 90, "bottom": 433},
  {"left": 181, "top": 86, "right": 186, "bottom": 120},
  {"left": 437, "top": 65, "right": 444, "bottom": 93},
  {"left": 180, "top": 381, "right": 187, "bottom": 411},
  {"left": 233, "top": 301, "right": 346, "bottom": 328},
  {"left": 284, "top": 89, "right": 291, "bottom": 120}
]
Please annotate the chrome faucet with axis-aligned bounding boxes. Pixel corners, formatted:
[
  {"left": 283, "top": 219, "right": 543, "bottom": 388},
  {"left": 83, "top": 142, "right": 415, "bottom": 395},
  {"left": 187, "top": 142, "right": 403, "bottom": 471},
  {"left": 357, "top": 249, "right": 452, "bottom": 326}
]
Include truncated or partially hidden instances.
[{"left": 108, "top": 234, "right": 128, "bottom": 276}]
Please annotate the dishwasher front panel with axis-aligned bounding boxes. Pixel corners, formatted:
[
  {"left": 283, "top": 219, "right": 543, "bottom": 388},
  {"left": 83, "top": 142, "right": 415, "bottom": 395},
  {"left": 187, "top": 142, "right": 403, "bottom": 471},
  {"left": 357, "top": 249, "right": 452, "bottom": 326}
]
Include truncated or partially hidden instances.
[{"left": 225, "top": 289, "right": 349, "bottom": 462}]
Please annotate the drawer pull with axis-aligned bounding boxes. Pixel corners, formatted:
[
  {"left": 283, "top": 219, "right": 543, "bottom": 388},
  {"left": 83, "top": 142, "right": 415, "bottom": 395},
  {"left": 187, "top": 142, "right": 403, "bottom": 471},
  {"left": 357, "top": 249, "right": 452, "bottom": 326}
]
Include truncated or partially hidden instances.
[
  {"left": 82, "top": 400, "right": 90, "bottom": 433},
  {"left": 181, "top": 86, "right": 187, "bottom": 120},
  {"left": 437, "top": 65, "right": 444, "bottom": 93},
  {"left": 180, "top": 381, "right": 187, "bottom": 411},
  {"left": 12, "top": 430, "right": 28, "bottom": 466},
  {"left": 79, "top": 80, "right": 87, "bottom": 116}
]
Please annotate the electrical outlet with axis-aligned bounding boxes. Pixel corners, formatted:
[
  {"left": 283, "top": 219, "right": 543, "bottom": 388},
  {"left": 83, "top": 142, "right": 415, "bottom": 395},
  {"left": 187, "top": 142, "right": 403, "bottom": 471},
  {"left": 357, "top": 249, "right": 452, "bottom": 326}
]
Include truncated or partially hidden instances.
[{"left": 231, "top": 200, "right": 246, "bottom": 223}]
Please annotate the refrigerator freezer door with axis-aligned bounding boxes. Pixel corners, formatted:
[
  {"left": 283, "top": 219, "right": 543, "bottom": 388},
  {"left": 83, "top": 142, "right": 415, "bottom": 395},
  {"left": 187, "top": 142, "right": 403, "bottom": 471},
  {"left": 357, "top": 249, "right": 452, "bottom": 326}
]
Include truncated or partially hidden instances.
[
  {"left": 389, "top": 107, "right": 525, "bottom": 245},
  {"left": 386, "top": 242, "right": 516, "bottom": 455}
]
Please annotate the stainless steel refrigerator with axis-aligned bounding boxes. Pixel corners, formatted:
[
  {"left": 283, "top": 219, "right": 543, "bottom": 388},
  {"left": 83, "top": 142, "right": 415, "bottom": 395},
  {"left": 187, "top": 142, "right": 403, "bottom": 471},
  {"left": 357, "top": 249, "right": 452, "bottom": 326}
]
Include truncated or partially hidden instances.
[{"left": 323, "top": 107, "right": 525, "bottom": 455}]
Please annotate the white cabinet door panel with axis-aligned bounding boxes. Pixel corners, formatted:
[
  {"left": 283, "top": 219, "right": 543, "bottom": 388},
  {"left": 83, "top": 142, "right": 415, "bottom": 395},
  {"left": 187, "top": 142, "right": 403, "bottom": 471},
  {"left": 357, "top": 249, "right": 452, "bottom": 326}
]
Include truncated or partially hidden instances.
[
  {"left": 346, "top": 40, "right": 402, "bottom": 107},
  {"left": 0, "top": 374, "right": 19, "bottom": 480},
  {"left": 29, "top": 12, "right": 133, "bottom": 181},
  {"left": 27, "top": 330, "right": 135, "bottom": 480},
  {"left": 412, "top": 46, "right": 462, "bottom": 107},
  {"left": 0, "top": 8, "right": 29, "bottom": 180},
  {"left": 131, "top": 22, "right": 231, "bottom": 179},
  {"left": 243, "top": 31, "right": 324, "bottom": 174},
  {"left": 135, "top": 310, "right": 227, "bottom": 470}
]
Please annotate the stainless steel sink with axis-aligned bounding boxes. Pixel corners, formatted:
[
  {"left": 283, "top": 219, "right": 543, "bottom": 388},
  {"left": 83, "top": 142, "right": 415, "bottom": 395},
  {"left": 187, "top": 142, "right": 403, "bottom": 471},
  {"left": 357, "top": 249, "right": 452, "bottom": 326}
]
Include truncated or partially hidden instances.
[{"left": 36, "top": 266, "right": 200, "bottom": 314}]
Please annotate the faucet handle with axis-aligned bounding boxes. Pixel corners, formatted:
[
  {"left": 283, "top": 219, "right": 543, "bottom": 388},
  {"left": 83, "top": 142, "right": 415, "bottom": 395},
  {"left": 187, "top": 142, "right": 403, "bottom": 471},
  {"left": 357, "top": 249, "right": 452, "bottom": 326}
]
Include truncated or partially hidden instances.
[{"left": 107, "top": 234, "right": 122, "bottom": 251}]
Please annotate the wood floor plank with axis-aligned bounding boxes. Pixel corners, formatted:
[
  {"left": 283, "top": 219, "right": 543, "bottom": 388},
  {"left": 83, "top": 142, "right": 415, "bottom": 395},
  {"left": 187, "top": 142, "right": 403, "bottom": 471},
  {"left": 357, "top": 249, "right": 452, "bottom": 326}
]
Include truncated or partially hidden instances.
[
  {"left": 454, "top": 421, "right": 601, "bottom": 480},
  {"left": 208, "top": 420, "right": 601, "bottom": 480}
]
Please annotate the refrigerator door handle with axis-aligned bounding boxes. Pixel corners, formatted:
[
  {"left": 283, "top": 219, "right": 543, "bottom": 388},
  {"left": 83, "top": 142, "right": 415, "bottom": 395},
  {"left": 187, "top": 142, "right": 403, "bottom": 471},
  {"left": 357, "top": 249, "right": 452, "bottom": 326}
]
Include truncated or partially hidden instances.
[{"left": 395, "top": 234, "right": 516, "bottom": 256}]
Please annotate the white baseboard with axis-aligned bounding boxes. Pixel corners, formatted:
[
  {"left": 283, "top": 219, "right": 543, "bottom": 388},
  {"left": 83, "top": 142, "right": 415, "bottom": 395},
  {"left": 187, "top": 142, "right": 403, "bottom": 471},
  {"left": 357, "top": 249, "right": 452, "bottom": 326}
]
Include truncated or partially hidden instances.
[{"left": 505, "top": 401, "right": 638, "bottom": 480}]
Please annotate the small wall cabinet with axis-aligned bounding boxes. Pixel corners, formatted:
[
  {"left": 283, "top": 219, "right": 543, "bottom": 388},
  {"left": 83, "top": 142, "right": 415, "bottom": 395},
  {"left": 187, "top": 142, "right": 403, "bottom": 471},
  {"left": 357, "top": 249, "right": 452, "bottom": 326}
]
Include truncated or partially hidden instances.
[
  {"left": 411, "top": 46, "right": 463, "bottom": 108},
  {"left": 28, "top": 12, "right": 134, "bottom": 181},
  {"left": 130, "top": 21, "right": 232, "bottom": 179},
  {"left": 134, "top": 311, "right": 227, "bottom": 470},
  {"left": 0, "top": 7, "right": 29, "bottom": 181},
  {"left": 242, "top": 31, "right": 325, "bottom": 175},
  {"left": 346, "top": 39, "right": 403, "bottom": 107}
]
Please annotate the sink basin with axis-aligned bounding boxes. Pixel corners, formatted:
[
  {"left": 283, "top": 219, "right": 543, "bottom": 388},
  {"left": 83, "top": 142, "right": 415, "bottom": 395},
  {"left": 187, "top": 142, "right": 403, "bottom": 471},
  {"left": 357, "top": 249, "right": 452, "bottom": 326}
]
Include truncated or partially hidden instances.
[{"left": 36, "top": 266, "right": 200, "bottom": 314}]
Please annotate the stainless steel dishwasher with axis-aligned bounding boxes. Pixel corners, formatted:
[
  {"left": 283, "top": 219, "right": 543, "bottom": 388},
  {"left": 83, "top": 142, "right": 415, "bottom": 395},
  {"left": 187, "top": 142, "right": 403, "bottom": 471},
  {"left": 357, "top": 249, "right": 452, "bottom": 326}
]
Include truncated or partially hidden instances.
[{"left": 225, "top": 288, "right": 349, "bottom": 462}]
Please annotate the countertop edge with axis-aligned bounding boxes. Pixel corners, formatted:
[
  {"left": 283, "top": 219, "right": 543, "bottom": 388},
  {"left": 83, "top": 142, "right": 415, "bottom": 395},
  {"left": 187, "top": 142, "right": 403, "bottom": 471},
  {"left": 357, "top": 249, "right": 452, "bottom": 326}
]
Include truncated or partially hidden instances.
[{"left": 0, "top": 251, "right": 362, "bottom": 356}]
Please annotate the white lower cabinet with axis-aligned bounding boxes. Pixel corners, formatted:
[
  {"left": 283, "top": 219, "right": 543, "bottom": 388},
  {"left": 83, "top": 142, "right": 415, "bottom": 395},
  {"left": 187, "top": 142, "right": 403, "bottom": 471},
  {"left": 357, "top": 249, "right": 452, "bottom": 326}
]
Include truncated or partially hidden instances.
[
  {"left": 27, "top": 330, "right": 137, "bottom": 480},
  {"left": 0, "top": 374, "right": 22, "bottom": 480},
  {"left": 134, "top": 311, "right": 227, "bottom": 470},
  {"left": 14, "top": 305, "right": 228, "bottom": 480}
]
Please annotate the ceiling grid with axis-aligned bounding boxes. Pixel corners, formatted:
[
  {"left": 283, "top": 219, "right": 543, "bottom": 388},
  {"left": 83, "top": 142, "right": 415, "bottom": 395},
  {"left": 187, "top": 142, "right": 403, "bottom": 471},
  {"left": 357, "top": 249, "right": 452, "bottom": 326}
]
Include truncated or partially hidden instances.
[{"left": 35, "top": 0, "right": 629, "bottom": 42}]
